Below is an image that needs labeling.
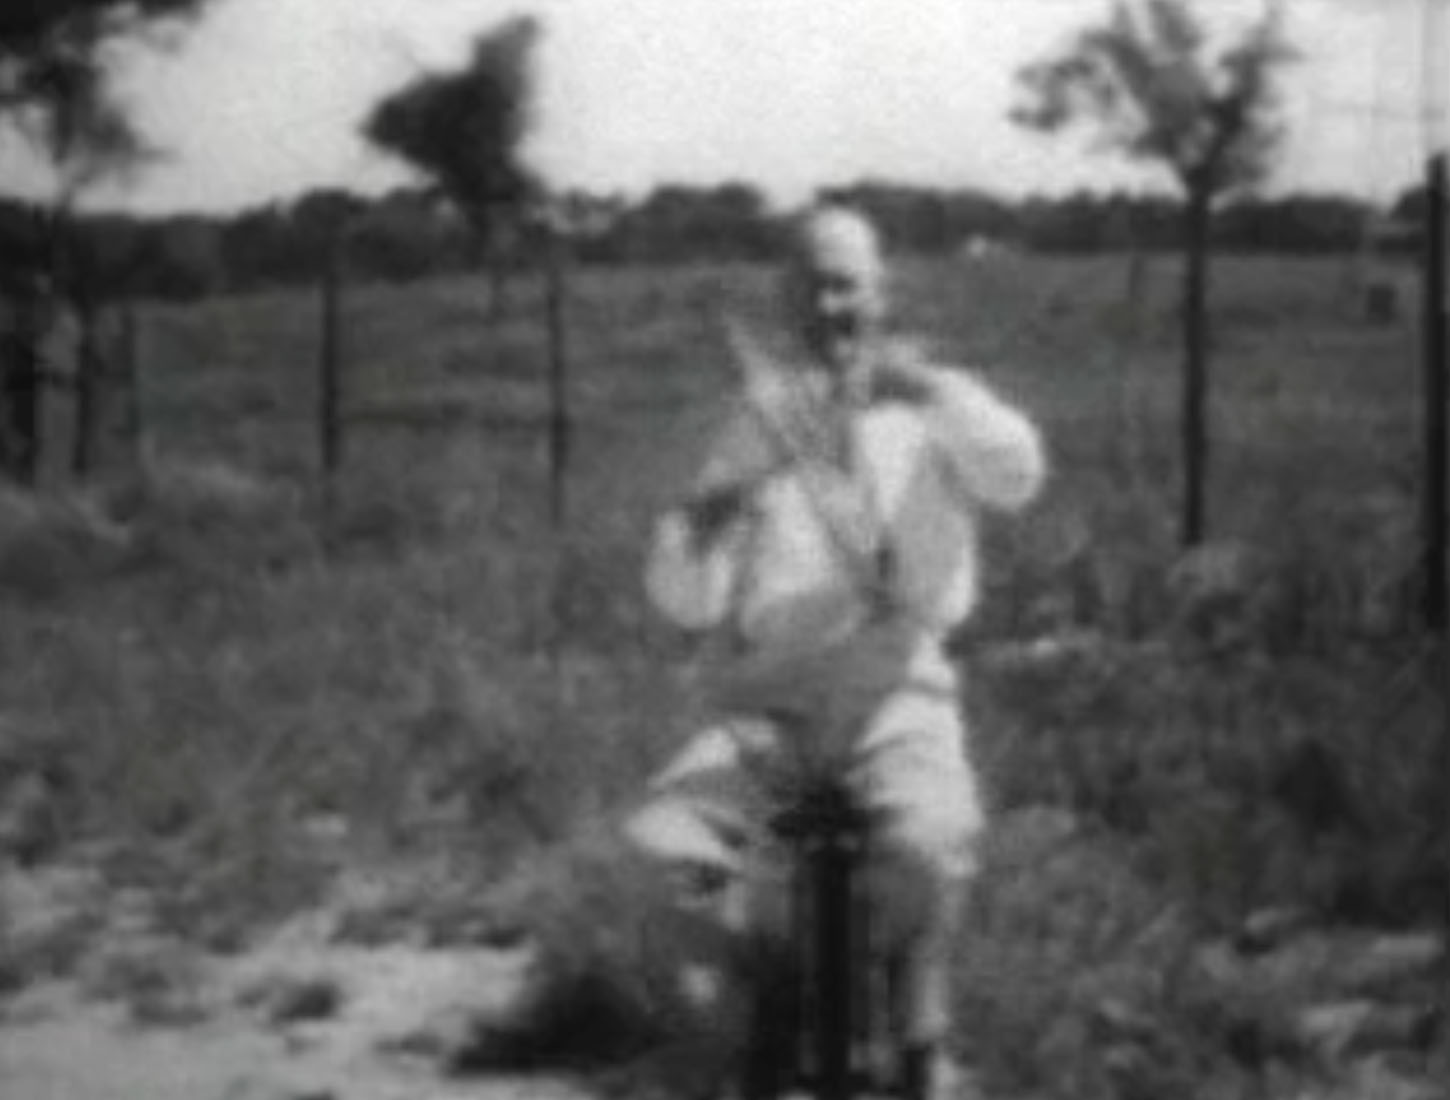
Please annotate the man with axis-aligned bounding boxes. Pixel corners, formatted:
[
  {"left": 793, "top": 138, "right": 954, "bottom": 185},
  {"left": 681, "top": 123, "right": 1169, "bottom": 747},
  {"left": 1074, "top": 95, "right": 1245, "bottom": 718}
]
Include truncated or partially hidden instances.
[{"left": 626, "top": 205, "right": 1046, "bottom": 1100}]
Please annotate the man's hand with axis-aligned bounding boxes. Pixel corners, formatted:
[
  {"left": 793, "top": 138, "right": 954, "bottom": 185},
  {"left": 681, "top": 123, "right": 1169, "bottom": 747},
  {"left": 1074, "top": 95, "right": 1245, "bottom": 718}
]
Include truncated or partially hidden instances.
[
  {"left": 871, "top": 357, "right": 939, "bottom": 406},
  {"left": 681, "top": 481, "right": 752, "bottom": 551}
]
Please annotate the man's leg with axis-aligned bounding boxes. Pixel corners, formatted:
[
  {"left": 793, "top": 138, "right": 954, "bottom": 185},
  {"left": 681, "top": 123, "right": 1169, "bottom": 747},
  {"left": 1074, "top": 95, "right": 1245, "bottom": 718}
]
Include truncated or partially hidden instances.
[
  {"left": 624, "top": 718, "right": 799, "bottom": 1100},
  {"left": 856, "top": 687, "right": 983, "bottom": 1100},
  {"left": 625, "top": 720, "right": 781, "bottom": 911},
  {"left": 624, "top": 717, "right": 789, "bottom": 993}
]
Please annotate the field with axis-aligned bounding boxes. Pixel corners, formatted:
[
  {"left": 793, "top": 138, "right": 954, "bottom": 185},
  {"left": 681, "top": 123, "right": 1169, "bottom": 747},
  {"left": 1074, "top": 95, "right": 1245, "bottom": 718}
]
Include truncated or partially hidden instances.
[{"left": 1, "top": 251, "right": 1445, "bottom": 1099}]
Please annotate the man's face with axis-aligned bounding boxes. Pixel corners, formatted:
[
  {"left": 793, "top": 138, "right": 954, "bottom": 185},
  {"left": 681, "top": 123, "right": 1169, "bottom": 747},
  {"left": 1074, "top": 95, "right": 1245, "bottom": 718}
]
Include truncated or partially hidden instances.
[{"left": 791, "top": 213, "right": 886, "bottom": 376}]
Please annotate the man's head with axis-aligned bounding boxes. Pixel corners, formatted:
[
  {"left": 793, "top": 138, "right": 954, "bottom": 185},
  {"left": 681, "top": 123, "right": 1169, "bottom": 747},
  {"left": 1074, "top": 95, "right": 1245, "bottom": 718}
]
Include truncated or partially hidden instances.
[{"left": 783, "top": 205, "right": 888, "bottom": 377}]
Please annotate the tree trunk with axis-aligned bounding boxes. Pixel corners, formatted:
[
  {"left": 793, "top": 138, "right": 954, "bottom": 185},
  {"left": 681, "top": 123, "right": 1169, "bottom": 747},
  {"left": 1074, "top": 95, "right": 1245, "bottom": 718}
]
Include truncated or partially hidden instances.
[
  {"left": 1180, "top": 186, "right": 1213, "bottom": 547},
  {"left": 1, "top": 303, "right": 43, "bottom": 486}
]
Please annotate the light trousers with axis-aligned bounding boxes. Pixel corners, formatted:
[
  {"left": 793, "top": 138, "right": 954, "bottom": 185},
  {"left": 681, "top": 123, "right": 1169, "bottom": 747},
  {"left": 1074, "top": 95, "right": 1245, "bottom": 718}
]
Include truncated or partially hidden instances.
[{"left": 625, "top": 668, "right": 983, "bottom": 1046}]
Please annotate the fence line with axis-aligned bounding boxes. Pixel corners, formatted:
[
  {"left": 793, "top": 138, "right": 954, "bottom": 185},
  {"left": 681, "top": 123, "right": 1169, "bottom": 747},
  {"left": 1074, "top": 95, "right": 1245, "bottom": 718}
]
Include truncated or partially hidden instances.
[{"left": 4, "top": 247, "right": 1446, "bottom": 647}]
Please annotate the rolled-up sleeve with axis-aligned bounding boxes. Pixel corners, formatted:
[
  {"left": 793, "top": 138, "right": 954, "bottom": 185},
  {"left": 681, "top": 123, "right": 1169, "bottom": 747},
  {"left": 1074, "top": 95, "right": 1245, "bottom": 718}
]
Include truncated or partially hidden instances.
[
  {"left": 644, "top": 392, "right": 781, "bottom": 631},
  {"left": 926, "top": 368, "right": 1046, "bottom": 512}
]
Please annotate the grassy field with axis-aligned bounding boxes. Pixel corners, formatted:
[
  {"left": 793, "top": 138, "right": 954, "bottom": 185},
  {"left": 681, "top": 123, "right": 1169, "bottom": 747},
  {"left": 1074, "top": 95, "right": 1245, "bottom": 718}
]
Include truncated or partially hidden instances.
[{"left": 1, "top": 251, "right": 1444, "bottom": 1097}]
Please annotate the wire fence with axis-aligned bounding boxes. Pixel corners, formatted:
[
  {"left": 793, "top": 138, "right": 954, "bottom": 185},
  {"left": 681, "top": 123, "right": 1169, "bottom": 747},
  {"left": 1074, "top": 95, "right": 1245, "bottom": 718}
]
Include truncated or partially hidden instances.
[{"left": 1, "top": 217, "right": 1444, "bottom": 650}]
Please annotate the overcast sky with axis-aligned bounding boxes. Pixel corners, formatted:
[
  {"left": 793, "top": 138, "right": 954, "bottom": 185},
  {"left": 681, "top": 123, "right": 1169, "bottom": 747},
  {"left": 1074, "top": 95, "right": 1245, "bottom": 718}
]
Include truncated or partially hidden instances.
[{"left": 8, "top": 0, "right": 1450, "bottom": 213}]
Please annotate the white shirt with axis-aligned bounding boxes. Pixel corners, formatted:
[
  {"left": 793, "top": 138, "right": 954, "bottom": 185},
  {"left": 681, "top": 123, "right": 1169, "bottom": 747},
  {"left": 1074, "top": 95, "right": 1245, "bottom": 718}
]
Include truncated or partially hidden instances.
[{"left": 645, "top": 352, "right": 1045, "bottom": 707}]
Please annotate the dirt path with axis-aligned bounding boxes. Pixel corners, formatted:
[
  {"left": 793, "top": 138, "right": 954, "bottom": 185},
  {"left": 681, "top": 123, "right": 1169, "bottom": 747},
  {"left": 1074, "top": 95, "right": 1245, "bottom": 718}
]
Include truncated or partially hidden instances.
[{"left": 0, "top": 920, "right": 591, "bottom": 1100}]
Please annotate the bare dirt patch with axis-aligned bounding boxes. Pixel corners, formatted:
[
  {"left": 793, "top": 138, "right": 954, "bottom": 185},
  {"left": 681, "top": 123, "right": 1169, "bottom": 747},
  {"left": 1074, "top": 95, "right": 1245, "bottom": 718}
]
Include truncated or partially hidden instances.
[{"left": 0, "top": 876, "right": 585, "bottom": 1100}]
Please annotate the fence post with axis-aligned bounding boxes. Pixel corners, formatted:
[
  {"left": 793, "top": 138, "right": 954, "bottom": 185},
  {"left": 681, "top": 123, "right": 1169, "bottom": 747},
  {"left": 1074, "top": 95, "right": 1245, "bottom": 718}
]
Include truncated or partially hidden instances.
[
  {"left": 121, "top": 301, "right": 146, "bottom": 470},
  {"left": 543, "top": 218, "right": 573, "bottom": 699},
  {"left": 1423, "top": 151, "right": 1448, "bottom": 634},
  {"left": 1180, "top": 187, "right": 1212, "bottom": 547},
  {"left": 545, "top": 226, "right": 570, "bottom": 532},
  {"left": 1124, "top": 247, "right": 1147, "bottom": 345},
  {"left": 319, "top": 230, "right": 344, "bottom": 485},
  {"left": 0, "top": 276, "right": 44, "bottom": 486},
  {"left": 71, "top": 305, "right": 98, "bottom": 479}
]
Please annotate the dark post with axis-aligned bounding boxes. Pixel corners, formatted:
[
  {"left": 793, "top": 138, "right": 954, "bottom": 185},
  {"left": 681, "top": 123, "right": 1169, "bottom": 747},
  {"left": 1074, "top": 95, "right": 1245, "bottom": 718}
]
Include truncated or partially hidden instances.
[
  {"left": 1, "top": 273, "right": 45, "bottom": 486},
  {"left": 545, "top": 225, "right": 571, "bottom": 532},
  {"left": 542, "top": 217, "right": 573, "bottom": 688},
  {"left": 71, "top": 306, "right": 99, "bottom": 478},
  {"left": 813, "top": 828, "right": 854, "bottom": 1100},
  {"left": 491, "top": 241, "right": 511, "bottom": 323},
  {"left": 121, "top": 302, "right": 146, "bottom": 469},
  {"left": 1424, "top": 152, "right": 1448, "bottom": 634},
  {"left": 1180, "top": 186, "right": 1212, "bottom": 547},
  {"left": 1420, "top": 143, "right": 1450, "bottom": 1051},
  {"left": 319, "top": 229, "right": 344, "bottom": 483},
  {"left": 1125, "top": 247, "right": 1147, "bottom": 344}
]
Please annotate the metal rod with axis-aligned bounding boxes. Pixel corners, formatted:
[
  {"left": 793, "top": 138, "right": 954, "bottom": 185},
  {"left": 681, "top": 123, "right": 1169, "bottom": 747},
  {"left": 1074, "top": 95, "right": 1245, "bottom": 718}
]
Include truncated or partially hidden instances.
[
  {"left": 545, "top": 227, "right": 571, "bottom": 533},
  {"left": 121, "top": 302, "right": 145, "bottom": 469},
  {"left": 1423, "top": 151, "right": 1448, "bottom": 633},
  {"left": 795, "top": 834, "right": 816, "bottom": 1085},
  {"left": 319, "top": 231, "right": 344, "bottom": 483},
  {"left": 542, "top": 221, "right": 576, "bottom": 792},
  {"left": 70, "top": 305, "right": 97, "bottom": 478}
]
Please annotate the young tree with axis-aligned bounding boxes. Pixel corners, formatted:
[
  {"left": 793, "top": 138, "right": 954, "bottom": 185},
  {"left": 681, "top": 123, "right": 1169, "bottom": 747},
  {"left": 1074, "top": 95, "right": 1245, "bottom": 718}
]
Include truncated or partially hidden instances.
[
  {"left": 2, "top": 0, "right": 214, "bottom": 481},
  {"left": 363, "top": 15, "right": 542, "bottom": 315},
  {"left": 1013, "top": 0, "right": 1296, "bottom": 545}
]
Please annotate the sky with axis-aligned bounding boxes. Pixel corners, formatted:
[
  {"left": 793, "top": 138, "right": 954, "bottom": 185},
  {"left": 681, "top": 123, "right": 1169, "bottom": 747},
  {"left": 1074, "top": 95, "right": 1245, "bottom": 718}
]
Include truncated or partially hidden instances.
[{"left": 6, "top": 0, "right": 1450, "bottom": 213}]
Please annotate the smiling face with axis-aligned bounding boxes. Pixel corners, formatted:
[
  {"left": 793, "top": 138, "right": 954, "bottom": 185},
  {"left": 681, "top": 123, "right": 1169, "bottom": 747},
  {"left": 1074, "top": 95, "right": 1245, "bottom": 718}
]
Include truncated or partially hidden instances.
[{"left": 785, "top": 207, "right": 887, "bottom": 381}]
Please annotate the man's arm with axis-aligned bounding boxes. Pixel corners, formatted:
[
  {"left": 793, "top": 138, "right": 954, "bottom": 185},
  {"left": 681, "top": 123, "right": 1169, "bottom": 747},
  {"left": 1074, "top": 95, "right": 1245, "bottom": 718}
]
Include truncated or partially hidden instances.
[
  {"left": 877, "top": 358, "right": 1046, "bottom": 512},
  {"left": 644, "top": 397, "right": 776, "bottom": 631},
  {"left": 644, "top": 491, "right": 755, "bottom": 632}
]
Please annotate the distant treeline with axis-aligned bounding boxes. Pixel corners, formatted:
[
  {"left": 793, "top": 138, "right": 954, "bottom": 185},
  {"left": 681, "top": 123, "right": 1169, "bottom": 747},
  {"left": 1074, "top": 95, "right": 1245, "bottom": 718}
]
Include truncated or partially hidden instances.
[{"left": 0, "top": 180, "right": 1422, "bottom": 302}]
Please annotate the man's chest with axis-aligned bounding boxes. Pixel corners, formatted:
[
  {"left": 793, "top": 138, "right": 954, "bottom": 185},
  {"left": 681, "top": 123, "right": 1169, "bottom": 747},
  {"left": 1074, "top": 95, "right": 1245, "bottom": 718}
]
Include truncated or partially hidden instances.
[{"left": 751, "top": 408, "right": 933, "bottom": 561}]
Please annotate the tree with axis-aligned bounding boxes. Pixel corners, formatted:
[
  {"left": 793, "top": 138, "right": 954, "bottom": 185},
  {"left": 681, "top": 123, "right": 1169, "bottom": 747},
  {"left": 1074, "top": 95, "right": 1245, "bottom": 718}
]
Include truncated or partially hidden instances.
[
  {"left": 2, "top": 0, "right": 214, "bottom": 481},
  {"left": 2, "top": 2, "right": 214, "bottom": 209},
  {"left": 1014, "top": 0, "right": 1296, "bottom": 545},
  {"left": 363, "top": 15, "right": 542, "bottom": 315}
]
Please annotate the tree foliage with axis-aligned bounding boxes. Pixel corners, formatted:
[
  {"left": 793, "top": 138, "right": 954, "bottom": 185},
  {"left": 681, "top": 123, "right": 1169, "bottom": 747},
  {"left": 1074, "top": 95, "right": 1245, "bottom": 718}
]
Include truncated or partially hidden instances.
[
  {"left": 1013, "top": 0, "right": 1296, "bottom": 201},
  {"left": 1, "top": 0, "right": 210, "bottom": 200},
  {"left": 1, "top": 1, "right": 201, "bottom": 100},
  {"left": 1, "top": 1, "right": 215, "bottom": 488},
  {"left": 363, "top": 16, "right": 542, "bottom": 243},
  {"left": 5, "top": 182, "right": 1389, "bottom": 300}
]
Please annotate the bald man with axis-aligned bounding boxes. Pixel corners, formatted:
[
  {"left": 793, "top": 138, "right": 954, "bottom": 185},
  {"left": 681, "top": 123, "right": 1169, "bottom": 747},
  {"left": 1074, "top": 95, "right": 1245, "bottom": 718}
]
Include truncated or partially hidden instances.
[{"left": 628, "top": 205, "right": 1045, "bottom": 1100}]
